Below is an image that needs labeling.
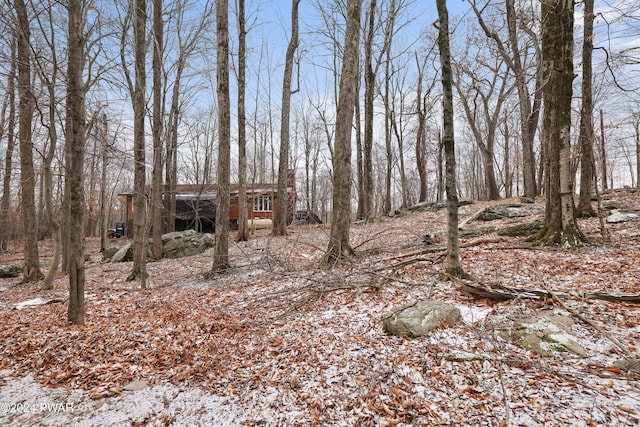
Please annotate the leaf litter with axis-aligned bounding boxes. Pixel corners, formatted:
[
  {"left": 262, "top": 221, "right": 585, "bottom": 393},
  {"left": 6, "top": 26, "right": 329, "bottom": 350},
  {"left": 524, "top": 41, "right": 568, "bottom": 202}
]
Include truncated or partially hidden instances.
[{"left": 1, "top": 190, "right": 640, "bottom": 426}]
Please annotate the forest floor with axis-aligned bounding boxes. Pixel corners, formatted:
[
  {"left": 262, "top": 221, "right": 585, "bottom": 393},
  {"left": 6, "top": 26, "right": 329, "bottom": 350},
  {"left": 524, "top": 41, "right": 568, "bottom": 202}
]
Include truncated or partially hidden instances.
[{"left": 1, "top": 190, "right": 640, "bottom": 426}]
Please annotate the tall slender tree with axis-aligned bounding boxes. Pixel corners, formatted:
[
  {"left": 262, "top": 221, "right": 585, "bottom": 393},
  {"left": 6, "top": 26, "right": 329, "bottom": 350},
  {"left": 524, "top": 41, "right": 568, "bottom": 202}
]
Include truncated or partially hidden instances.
[
  {"left": 436, "top": 0, "right": 466, "bottom": 277},
  {"left": 235, "top": 0, "right": 249, "bottom": 242},
  {"left": 273, "top": 0, "right": 301, "bottom": 236},
  {"left": 151, "top": 0, "right": 165, "bottom": 259},
  {"left": 66, "top": 0, "right": 87, "bottom": 324},
  {"left": 576, "top": 0, "right": 596, "bottom": 217},
  {"left": 1, "top": 34, "right": 17, "bottom": 253},
  {"left": 326, "top": 0, "right": 361, "bottom": 262},
  {"left": 129, "top": 0, "right": 149, "bottom": 285},
  {"left": 15, "top": 0, "right": 42, "bottom": 283},
  {"left": 211, "top": 0, "right": 231, "bottom": 272},
  {"left": 470, "top": 0, "right": 542, "bottom": 198}
]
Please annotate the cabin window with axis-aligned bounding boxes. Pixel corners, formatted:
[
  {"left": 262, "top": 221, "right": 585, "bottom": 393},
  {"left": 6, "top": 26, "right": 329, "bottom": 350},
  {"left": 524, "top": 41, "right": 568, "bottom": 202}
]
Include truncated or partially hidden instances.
[{"left": 253, "top": 195, "right": 273, "bottom": 212}]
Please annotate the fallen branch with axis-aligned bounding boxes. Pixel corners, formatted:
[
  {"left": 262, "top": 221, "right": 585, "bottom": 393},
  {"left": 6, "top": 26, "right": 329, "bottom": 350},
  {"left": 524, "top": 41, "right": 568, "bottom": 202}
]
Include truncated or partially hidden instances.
[
  {"left": 457, "top": 281, "right": 640, "bottom": 305},
  {"left": 376, "top": 236, "right": 503, "bottom": 270}
]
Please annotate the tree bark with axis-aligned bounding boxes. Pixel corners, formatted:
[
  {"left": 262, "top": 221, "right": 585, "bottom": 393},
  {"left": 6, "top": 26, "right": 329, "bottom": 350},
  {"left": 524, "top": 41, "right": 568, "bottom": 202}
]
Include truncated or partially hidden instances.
[
  {"left": 436, "top": 0, "right": 465, "bottom": 277},
  {"left": 326, "top": 0, "right": 361, "bottom": 263},
  {"left": 274, "top": 0, "right": 300, "bottom": 236},
  {"left": 532, "top": 0, "right": 585, "bottom": 247},
  {"left": 15, "top": 0, "right": 42, "bottom": 283},
  {"left": 66, "top": 0, "right": 87, "bottom": 324},
  {"left": 211, "top": 0, "right": 231, "bottom": 272},
  {"left": 1, "top": 34, "right": 17, "bottom": 253},
  {"left": 236, "top": 0, "right": 249, "bottom": 242},
  {"left": 129, "top": 0, "right": 148, "bottom": 285},
  {"left": 151, "top": 0, "right": 165, "bottom": 259},
  {"left": 361, "top": 0, "right": 376, "bottom": 221},
  {"left": 576, "top": 0, "right": 596, "bottom": 217}
]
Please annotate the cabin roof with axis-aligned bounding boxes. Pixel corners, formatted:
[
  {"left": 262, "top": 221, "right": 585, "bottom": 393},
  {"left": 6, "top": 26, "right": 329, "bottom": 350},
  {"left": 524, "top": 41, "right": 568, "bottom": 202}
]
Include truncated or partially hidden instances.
[{"left": 120, "top": 183, "right": 293, "bottom": 198}]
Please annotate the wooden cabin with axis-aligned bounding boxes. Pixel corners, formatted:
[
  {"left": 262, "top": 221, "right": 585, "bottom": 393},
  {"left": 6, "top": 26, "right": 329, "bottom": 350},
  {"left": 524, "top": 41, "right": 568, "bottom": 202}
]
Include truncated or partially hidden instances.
[{"left": 120, "top": 172, "right": 297, "bottom": 238}]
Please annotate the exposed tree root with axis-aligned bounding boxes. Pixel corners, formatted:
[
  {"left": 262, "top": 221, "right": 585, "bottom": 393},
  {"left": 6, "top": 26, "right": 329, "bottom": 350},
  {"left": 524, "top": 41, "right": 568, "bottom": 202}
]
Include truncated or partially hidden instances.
[{"left": 527, "top": 225, "right": 589, "bottom": 248}]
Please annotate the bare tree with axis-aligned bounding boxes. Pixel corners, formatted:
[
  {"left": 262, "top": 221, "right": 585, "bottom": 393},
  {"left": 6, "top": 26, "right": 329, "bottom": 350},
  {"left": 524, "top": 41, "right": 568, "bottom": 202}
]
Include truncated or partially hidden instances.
[
  {"left": 326, "top": 0, "right": 361, "bottom": 262},
  {"left": 273, "top": 0, "right": 301, "bottom": 236},
  {"left": 531, "top": 0, "right": 585, "bottom": 247},
  {"left": 470, "top": 0, "right": 542, "bottom": 198},
  {"left": 436, "top": 0, "right": 466, "bottom": 278},
  {"left": 31, "top": 1, "right": 63, "bottom": 290},
  {"left": 211, "top": 0, "right": 231, "bottom": 272},
  {"left": 125, "top": 0, "right": 149, "bottom": 285},
  {"left": 414, "top": 51, "right": 438, "bottom": 203},
  {"left": 235, "top": 0, "right": 249, "bottom": 242},
  {"left": 66, "top": 0, "right": 88, "bottom": 324},
  {"left": 150, "top": 0, "right": 164, "bottom": 259},
  {"left": 576, "top": 0, "right": 596, "bottom": 217},
  {"left": 164, "top": 0, "right": 212, "bottom": 234},
  {"left": 454, "top": 52, "right": 512, "bottom": 200},
  {"left": 0, "top": 34, "right": 17, "bottom": 253},
  {"left": 14, "top": 0, "right": 42, "bottom": 283}
]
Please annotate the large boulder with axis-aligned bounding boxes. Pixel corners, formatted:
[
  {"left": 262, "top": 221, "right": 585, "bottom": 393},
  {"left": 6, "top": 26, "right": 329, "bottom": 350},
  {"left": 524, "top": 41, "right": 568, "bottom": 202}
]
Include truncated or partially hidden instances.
[
  {"left": 0, "top": 264, "right": 20, "bottom": 278},
  {"left": 607, "top": 209, "right": 638, "bottom": 224},
  {"left": 105, "top": 230, "right": 214, "bottom": 262},
  {"left": 510, "top": 309, "right": 587, "bottom": 356},
  {"left": 161, "top": 230, "right": 214, "bottom": 259},
  {"left": 476, "top": 204, "right": 532, "bottom": 221},
  {"left": 383, "top": 300, "right": 461, "bottom": 338},
  {"left": 109, "top": 243, "right": 133, "bottom": 263}
]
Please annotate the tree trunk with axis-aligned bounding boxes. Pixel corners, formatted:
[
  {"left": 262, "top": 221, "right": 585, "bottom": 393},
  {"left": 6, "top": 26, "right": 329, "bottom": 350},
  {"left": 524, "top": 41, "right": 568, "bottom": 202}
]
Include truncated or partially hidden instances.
[
  {"left": 151, "top": 0, "right": 164, "bottom": 259},
  {"left": 506, "top": 0, "right": 540, "bottom": 198},
  {"left": 15, "top": 0, "right": 42, "bottom": 283},
  {"left": 415, "top": 54, "right": 428, "bottom": 203},
  {"left": 532, "top": 0, "right": 585, "bottom": 247},
  {"left": 40, "top": 21, "right": 62, "bottom": 290},
  {"left": 576, "top": 0, "right": 596, "bottom": 217},
  {"left": 66, "top": 0, "right": 87, "bottom": 325},
  {"left": 100, "top": 114, "right": 108, "bottom": 253},
  {"left": 361, "top": 0, "right": 376, "bottom": 221},
  {"left": 503, "top": 112, "right": 512, "bottom": 198},
  {"left": 211, "top": 0, "right": 231, "bottom": 272},
  {"left": 274, "top": 0, "right": 300, "bottom": 236},
  {"left": 1, "top": 35, "right": 17, "bottom": 253},
  {"left": 599, "top": 109, "right": 607, "bottom": 191},
  {"left": 129, "top": 0, "right": 148, "bottom": 285},
  {"left": 236, "top": 0, "right": 249, "bottom": 242},
  {"left": 326, "top": 0, "right": 361, "bottom": 263},
  {"left": 437, "top": 0, "right": 466, "bottom": 278}
]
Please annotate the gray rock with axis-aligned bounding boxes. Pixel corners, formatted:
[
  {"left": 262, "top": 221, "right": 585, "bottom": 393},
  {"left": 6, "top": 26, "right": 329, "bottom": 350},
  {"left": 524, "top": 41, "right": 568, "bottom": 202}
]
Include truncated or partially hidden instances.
[
  {"left": 102, "top": 247, "right": 119, "bottom": 262},
  {"left": 460, "top": 226, "right": 495, "bottom": 238},
  {"left": 498, "top": 221, "right": 543, "bottom": 237},
  {"left": 162, "top": 230, "right": 214, "bottom": 259},
  {"left": 613, "top": 358, "right": 640, "bottom": 374},
  {"left": 383, "top": 300, "right": 461, "bottom": 338},
  {"left": 0, "top": 264, "right": 20, "bottom": 278},
  {"left": 110, "top": 243, "right": 133, "bottom": 263},
  {"left": 477, "top": 204, "right": 530, "bottom": 221},
  {"left": 607, "top": 209, "right": 638, "bottom": 224},
  {"left": 105, "top": 230, "right": 214, "bottom": 262},
  {"left": 511, "top": 309, "right": 587, "bottom": 356}
]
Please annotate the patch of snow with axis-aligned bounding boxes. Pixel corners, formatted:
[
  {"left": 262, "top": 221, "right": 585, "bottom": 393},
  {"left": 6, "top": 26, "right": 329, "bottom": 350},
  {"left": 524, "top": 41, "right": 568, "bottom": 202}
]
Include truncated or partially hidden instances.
[
  {"left": 13, "top": 298, "right": 50, "bottom": 310},
  {"left": 458, "top": 304, "right": 492, "bottom": 324},
  {"left": 0, "top": 376, "right": 246, "bottom": 426}
]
